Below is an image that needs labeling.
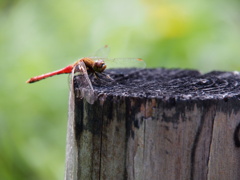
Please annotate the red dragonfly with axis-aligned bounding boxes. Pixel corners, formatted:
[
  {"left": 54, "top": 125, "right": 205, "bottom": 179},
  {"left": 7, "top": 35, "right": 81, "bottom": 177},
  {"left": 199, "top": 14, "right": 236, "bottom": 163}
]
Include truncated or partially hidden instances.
[{"left": 26, "top": 46, "right": 145, "bottom": 104}]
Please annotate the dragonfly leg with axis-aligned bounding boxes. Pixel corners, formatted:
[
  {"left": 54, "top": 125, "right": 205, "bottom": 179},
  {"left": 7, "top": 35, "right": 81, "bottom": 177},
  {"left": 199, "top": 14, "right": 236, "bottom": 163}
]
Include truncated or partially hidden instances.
[
  {"left": 94, "top": 73, "right": 100, "bottom": 79},
  {"left": 101, "top": 72, "right": 114, "bottom": 81},
  {"left": 88, "top": 73, "right": 94, "bottom": 79}
]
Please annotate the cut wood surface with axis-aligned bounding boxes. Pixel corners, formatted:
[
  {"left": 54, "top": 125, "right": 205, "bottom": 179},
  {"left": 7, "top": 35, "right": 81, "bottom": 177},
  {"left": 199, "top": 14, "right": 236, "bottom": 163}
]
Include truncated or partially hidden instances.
[{"left": 65, "top": 68, "right": 240, "bottom": 180}]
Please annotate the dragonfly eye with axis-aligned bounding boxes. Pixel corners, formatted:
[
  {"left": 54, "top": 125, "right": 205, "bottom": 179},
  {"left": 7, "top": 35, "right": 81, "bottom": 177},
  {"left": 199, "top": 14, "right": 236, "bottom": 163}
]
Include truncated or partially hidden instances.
[{"left": 93, "top": 60, "right": 106, "bottom": 73}]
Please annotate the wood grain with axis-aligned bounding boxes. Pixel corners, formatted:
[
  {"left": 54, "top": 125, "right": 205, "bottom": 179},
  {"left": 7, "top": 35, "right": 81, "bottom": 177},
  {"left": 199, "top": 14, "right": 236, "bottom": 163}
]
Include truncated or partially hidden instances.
[{"left": 65, "top": 69, "right": 240, "bottom": 180}]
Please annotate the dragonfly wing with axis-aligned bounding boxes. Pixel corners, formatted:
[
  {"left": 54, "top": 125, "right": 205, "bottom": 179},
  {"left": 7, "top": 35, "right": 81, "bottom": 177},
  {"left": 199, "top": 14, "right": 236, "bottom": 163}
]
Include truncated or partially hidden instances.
[
  {"left": 92, "top": 45, "right": 110, "bottom": 58},
  {"left": 72, "top": 61, "right": 95, "bottom": 104},
  {"left": 104, "top": 58, "right": 146, "bottom": 69}
]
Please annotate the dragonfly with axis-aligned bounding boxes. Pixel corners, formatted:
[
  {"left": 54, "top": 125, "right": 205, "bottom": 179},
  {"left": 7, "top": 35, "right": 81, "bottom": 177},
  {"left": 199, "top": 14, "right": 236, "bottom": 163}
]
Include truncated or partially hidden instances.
[{"left": 26, "top": 46, "right": 146, "bottom": 104}]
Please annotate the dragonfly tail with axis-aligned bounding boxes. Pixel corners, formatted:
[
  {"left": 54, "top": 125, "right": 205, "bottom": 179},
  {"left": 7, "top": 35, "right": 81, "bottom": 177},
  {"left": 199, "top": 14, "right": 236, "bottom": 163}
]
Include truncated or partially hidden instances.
[{"left": 26, "top": 65, "right": 73, "bottom": 83}]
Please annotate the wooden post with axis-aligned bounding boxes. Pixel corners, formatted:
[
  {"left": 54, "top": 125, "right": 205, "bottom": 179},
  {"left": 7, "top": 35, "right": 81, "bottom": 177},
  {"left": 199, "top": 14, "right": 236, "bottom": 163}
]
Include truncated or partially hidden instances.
[{"left": 65, "top": 69, "right": 240, "bottom": 180}]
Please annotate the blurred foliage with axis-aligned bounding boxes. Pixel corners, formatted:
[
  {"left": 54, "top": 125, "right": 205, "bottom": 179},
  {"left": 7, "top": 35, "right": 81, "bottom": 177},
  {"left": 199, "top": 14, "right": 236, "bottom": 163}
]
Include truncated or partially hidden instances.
[{"left": 0, "top": 0, "right": 240, "bottom": 179}]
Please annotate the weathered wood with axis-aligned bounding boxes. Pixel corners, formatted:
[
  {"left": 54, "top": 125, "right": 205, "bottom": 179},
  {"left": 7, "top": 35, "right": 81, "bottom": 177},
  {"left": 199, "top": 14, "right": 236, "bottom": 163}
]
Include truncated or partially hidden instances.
[{"left": 65, "top": 69, "right": 240, "bottom": 180}]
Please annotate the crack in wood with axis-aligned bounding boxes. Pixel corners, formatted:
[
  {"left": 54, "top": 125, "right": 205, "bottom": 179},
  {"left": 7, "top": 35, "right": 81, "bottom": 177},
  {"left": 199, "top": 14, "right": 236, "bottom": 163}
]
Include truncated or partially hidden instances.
[
  {"left": 206, "top": 107, "right": 216, "bottom": 179},
  {"left": 190, "top": 107, "right": 208, "bottom": 180},
  {"left": 99, "top": 104, "right": 103, "bottom": 180},
  {"left": 233, "top": 122, "right": 240, "bottom": 147}
]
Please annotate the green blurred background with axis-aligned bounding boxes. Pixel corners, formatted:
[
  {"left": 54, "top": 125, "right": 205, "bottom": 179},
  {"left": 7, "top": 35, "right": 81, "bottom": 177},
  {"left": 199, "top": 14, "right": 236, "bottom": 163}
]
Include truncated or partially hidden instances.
[{"left": 1, "top": 0, "right": 240, "bottom": 179}]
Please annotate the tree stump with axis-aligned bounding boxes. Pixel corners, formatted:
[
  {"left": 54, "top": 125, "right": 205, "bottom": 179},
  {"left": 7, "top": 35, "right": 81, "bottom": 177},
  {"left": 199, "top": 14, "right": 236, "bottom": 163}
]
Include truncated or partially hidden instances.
[{"left": 65, "top": 68, "right": 240, "bottom": 180}]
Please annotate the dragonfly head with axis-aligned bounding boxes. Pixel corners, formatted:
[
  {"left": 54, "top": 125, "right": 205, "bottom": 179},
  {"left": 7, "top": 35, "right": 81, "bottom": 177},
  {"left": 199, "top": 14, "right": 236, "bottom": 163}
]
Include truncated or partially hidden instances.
[{"left": 93, "top": 59, "right": 106, "bottom": 73}]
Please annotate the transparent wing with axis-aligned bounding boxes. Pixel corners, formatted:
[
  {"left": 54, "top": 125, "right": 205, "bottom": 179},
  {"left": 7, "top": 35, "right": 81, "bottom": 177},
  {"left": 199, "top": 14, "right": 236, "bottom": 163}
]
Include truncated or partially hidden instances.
[
  {"left": 72, "top": 61, "right": 95, "bottom": 104},
  {"left": 92, "top": 45, "right": 110, "bottom": 58},
  {"left": 103, "top": 58, "right": 146, "bottom": 69},
  {"left": 91, "top": 46, "right": 145, "bottom": 68}
]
